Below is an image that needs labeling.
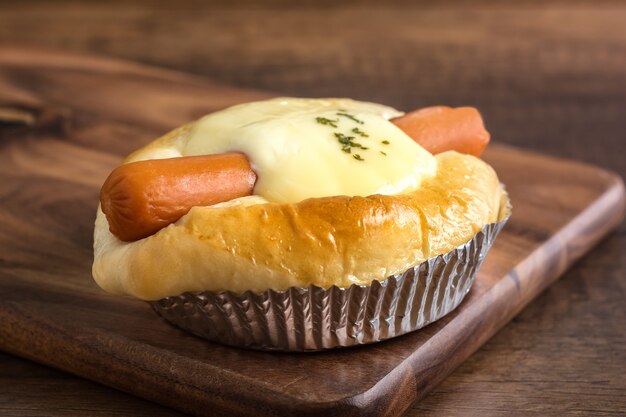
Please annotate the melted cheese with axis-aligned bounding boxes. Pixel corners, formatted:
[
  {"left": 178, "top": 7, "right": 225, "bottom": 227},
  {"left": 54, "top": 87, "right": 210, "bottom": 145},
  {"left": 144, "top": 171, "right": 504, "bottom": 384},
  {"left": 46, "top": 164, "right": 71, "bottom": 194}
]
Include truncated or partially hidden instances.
[{"left": 180, "top": 98, "right": 437, "bottom": 203}]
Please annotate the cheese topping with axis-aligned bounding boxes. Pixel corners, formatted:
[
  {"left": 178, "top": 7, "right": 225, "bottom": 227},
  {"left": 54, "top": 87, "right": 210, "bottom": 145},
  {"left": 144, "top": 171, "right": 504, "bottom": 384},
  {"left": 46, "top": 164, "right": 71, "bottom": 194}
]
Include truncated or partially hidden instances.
[{"left": 178, "top": 98, "right": 438, "bottom": 203}]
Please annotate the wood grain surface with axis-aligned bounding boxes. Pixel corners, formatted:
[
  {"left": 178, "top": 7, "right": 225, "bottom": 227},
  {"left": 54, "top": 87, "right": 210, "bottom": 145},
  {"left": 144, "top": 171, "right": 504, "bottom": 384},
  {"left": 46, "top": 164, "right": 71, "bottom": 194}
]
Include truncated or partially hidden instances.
[
  {"left": 0, "top": 46, "right": 624, "bottom": 417},
  {"left": 1, "top": 1, "right": 625, "bottom": 416}
]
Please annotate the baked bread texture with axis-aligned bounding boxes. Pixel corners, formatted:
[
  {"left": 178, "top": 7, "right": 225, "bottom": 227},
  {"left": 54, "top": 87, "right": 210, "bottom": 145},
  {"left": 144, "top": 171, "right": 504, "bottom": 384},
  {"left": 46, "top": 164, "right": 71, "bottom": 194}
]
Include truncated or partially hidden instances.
[{"left": 93, "top": 98, "right": 503, "bottom": 300}]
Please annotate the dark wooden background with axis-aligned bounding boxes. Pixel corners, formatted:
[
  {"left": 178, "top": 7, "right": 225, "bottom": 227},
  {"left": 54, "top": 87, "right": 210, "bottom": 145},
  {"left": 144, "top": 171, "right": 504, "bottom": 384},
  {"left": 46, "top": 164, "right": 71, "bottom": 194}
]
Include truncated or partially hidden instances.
[{"left": 0, "top": 1, "right": 624, "bottom": 416}]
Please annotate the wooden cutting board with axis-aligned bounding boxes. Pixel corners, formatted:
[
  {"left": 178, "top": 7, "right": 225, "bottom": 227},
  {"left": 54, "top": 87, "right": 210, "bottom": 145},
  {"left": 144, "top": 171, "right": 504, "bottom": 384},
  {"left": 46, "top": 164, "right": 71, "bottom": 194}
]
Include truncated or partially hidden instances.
[{"left": 0, "top": 46, "right": 623, "bottom": 417}]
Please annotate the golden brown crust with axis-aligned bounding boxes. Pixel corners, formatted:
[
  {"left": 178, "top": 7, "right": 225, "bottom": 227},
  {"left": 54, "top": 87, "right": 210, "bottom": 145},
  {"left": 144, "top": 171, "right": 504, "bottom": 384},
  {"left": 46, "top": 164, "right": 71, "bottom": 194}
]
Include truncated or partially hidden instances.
[{"left": 93, "top": 149, "right": 503, "bottom": 300}]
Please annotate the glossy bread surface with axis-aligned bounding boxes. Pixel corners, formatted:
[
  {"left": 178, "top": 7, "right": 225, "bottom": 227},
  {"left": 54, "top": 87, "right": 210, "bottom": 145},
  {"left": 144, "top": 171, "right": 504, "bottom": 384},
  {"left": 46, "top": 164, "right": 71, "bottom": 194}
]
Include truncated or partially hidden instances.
[{"left": 94, "top": 113, "right": 502, "bottom": 299}]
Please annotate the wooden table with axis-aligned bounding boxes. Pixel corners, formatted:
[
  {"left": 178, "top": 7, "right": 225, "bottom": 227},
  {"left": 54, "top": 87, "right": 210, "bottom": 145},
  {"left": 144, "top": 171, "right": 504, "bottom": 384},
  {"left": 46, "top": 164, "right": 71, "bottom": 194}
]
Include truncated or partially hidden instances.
[{"left": 0, "top": 2, "right": 624, "bottom": 416}]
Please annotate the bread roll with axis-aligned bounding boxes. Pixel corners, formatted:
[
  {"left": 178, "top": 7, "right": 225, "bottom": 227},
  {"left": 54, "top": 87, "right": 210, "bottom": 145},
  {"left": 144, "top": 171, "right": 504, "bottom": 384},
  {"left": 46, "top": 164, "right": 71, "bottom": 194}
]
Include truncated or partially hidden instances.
[{"left": 93, "top": 98, "right": 503, "bottom": 300}]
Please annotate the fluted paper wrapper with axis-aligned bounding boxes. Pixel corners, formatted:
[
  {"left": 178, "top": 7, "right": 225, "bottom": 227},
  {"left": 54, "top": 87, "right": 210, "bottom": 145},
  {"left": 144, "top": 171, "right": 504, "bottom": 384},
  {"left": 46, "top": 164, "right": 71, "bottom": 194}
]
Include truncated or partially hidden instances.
[{"left": 151, "top": 199, "right": 510, "bottom": 352}]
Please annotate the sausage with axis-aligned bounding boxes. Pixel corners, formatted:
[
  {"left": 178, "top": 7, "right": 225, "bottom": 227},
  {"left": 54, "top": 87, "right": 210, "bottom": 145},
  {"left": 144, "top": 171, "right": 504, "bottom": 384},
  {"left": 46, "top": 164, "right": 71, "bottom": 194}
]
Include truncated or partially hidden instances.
[
  {"left": 391, "top": 106, "right": 490, "bottom": 157},
  {"left": 100, "top": 153, "right": 256, "bottom": 241}
]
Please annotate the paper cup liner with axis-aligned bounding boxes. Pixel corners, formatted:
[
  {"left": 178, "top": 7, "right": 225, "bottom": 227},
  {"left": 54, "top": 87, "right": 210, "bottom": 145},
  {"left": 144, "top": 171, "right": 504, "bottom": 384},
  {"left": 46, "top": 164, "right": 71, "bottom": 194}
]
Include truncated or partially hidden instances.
[{"left": 150, "top": 196, "right": 510, "bottom": 352}]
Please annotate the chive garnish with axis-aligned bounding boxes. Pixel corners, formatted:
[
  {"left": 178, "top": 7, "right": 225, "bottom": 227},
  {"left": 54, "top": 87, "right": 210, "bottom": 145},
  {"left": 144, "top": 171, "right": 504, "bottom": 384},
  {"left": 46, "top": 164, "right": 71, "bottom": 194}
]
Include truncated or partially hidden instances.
[
  {"left": 381, "top": 140, "right": 390, "bottom": 145},
  {"left": 352, "top": 127, "right": 369, "bottom": 137},
  {"left": 337, "top": 112, "right": 364, "bottom": 124},
  {"left": 335, "top": 132, "right": 354, "bottom": 144},
  {"left": 316, "top": 116, "right": 339, "bottom": 128}
]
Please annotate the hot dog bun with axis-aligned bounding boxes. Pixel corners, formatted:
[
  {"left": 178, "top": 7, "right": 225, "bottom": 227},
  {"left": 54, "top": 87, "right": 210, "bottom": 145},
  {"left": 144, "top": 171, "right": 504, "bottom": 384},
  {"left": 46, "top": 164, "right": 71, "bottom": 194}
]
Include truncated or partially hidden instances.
[
  {"left": 93, "top": 98, "right": 504, "bottom": 300},
  {"left": 99, "top": 102, "right": 489, "bottom": 243}
]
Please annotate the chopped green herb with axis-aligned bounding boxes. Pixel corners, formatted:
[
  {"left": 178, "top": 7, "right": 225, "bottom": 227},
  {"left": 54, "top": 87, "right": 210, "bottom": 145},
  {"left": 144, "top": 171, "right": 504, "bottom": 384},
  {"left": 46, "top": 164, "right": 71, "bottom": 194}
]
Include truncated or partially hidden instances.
[
  {"left": 353, "top": 154, "right": 364, "bottom": 161},
  {"left": 335, "top": 132, "right": 370, "bottom": 156},
  {"left": 316, "top": 116, "right": 339, "bottom": 128},
  {"left": 337, "top": 112, "right": 364, "bottom": 124},
  {"left": 380, "top": 151, "right": 387, "bottom": 156},
  {"left": 334, "top": 132, "right": 354, "bottom": 144},
  {"left": 352, "top": 127, "right": 369, "bottom": 137},
  {"left": 381, "top": 140, "right": 390, "bottom": 145}
]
